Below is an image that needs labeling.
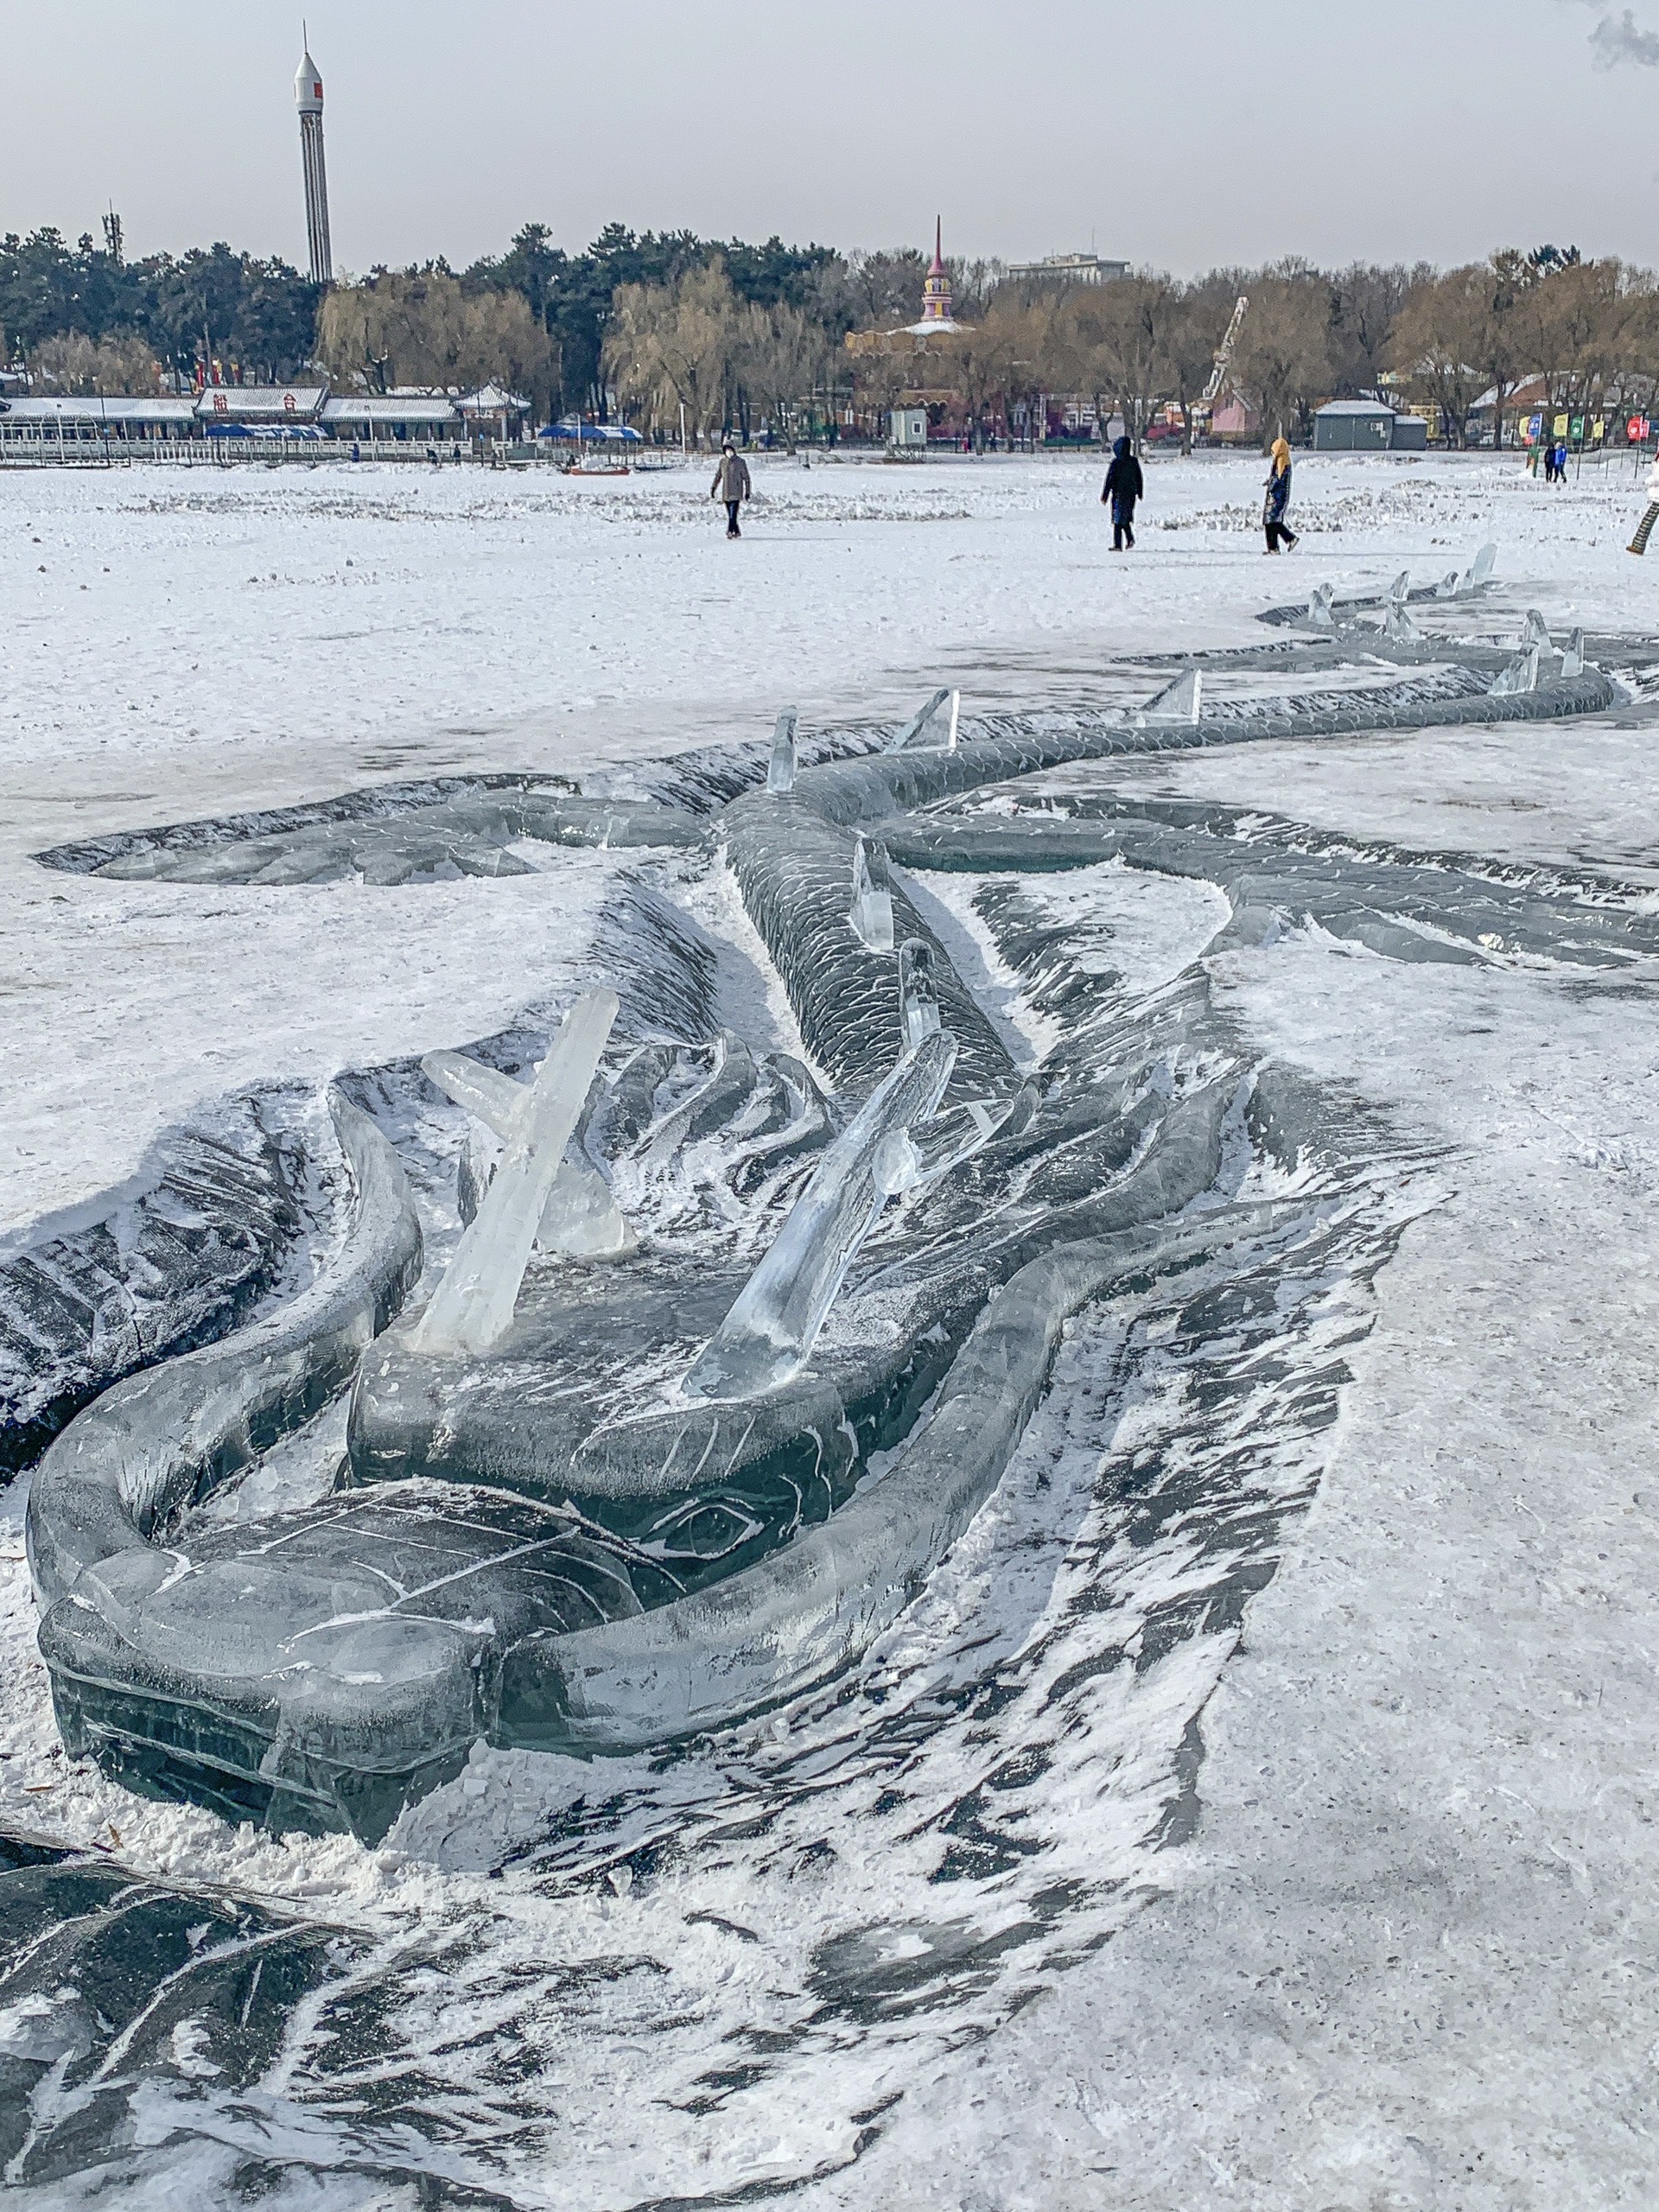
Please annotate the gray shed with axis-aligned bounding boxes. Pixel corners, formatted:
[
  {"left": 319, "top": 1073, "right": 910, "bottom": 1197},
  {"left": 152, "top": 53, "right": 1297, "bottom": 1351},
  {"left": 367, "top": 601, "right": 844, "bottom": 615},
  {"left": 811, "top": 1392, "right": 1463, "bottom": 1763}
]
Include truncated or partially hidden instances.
[{"left": 1314, "top": 401, "right": 1427, "bottom": 452}]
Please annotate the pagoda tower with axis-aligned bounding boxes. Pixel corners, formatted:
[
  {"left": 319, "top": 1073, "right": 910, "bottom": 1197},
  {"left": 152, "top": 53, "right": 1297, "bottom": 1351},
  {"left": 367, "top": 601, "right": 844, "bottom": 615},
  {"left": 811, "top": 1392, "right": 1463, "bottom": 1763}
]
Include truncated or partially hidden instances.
[
  {"left": 920, "top": 218, "right": 953, "bottom": 325},
  {"left": 296, "top": 41, "right": 334, "bottom": 287}
]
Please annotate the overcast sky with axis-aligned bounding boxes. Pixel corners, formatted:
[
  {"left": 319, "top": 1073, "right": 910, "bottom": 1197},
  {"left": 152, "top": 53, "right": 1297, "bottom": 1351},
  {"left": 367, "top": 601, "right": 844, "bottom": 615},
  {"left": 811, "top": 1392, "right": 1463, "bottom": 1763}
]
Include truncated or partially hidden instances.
[{"left": 5, "top": 1, "right": 1656, "bottom": 276}]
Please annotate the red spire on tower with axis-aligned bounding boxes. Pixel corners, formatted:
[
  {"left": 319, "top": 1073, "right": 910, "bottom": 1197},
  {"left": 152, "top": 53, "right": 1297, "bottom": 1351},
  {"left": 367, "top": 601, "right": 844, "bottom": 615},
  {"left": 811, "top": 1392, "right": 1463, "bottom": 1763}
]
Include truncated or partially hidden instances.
[{"left": 920, "top": 218, "right": 953, "bottom": 324}]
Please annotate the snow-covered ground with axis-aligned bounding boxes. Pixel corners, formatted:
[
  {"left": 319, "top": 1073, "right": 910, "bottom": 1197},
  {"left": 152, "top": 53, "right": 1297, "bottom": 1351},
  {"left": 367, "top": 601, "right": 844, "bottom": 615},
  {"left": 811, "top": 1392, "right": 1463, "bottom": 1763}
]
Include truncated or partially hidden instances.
[{"left": 4, "top": 449, "right": 1659, "bottom": 2209}]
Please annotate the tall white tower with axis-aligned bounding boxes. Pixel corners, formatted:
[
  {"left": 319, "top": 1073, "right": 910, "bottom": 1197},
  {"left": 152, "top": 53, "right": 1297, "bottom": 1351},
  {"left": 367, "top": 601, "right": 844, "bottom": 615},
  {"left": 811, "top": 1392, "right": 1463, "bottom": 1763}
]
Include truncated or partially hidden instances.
[{"left": 296, "top": 42, "right": 333, "bottom": 286}]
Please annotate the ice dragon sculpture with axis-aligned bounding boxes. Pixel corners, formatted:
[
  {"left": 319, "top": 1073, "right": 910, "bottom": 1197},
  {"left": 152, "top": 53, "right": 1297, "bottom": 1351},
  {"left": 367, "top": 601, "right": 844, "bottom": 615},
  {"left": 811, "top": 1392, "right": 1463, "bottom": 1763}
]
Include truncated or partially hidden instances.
[{"left": 22, "top": 552, "right": 1659, "bottom": 1841}]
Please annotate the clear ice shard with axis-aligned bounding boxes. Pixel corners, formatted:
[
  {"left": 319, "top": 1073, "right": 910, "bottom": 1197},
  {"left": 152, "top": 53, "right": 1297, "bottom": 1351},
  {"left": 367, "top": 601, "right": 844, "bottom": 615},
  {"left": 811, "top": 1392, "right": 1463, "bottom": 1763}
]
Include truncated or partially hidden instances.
[
  {"left": 874, "top": 1089, "right": 1025, "bottom": 1198},
  {"left": 1521, "top": 609, "right": 1552, "bottom": 650},
  {"left": 1433, "top": 569, "right": 1462, "bottom": 599},
  {"left": 1490, "top": 645, "right": 1541, "bottom": 696},
  {"left": 1561, "top": 627, "right": 1586, "bottom": 678},
  {"left": 849, "top": 835, "right": 896, "bottom": 952},
  {"left": 766, "top": 709, "right": 798, "bottom": 794},
  {"left": 539, "top": 1158, "right": 637, "bottom": 1257},
  {"left": 899, "top": 936, "right": 943, "bottom": 1049},
  {"left": 1461, "top": 543, "right": 1497, "bottom": 594},
  {"left": 887, "top": 687, "right": 953, "bottom": 752},
  {"left": 423, "top": 1048, "right": 531, "bottom": 1135},
  {"left": 1139, "top": 667, "right": 1203, "bottom": 724},
  {"left": 1306, "top": 582, "right": 1336, "bottom": 628},
  {"left": 1383, "top": 601, "right": 1418, "bottom": 642},
  {"left": 1388, "top": 569, "right": 1411, "bottom": 610},
  {"left": 681, "top": 1028, "right": 956, "bottom": 1402},
  {"left": 424, "top": 1047, "right": 633, "bottom": 1255},
  {"left": 411, "top": 991, "right": 619, "bottom": 1355}
]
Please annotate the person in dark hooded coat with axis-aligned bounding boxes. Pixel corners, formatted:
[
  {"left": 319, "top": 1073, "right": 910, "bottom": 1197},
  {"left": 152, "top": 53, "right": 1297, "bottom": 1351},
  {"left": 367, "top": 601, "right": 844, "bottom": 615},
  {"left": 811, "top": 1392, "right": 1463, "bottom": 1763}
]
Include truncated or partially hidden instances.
[{"left": 1101, "top": 435, "right": 1144, "bottom": 550}]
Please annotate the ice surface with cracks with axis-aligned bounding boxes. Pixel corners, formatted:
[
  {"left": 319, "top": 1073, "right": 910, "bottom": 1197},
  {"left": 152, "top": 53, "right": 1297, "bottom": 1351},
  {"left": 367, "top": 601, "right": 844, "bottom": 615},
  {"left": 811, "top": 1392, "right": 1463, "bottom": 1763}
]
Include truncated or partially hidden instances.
[{"left": 411, "top": 991, "right": 618, "bottom": 1354}]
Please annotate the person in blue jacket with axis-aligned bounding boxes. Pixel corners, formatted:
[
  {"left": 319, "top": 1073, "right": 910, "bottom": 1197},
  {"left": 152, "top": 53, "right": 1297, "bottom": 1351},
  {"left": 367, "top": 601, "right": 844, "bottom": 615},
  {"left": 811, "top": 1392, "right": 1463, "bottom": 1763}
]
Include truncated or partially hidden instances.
[
  {"left": 1101, "top": 434, "right": 1145, "bottom": 550},
  {"left": 1263, "top": 437, "right": 1299, "bottom": 552}
]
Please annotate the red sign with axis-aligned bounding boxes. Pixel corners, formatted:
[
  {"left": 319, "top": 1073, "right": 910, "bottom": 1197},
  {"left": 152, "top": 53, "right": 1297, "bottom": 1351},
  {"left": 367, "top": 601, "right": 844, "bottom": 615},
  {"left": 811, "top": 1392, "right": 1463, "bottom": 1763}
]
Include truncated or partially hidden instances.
[
  {"left": 213, "top": 392, "right": 227, "bottom": 413},
  {"left": 1629, "top": 416, "right": 1651, "bottom": 443}
]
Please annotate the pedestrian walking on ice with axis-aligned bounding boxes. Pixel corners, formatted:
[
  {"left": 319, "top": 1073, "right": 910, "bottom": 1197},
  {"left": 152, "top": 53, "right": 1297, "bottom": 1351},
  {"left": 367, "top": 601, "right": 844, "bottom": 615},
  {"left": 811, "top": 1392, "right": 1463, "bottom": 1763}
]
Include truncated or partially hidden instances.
[
  {"left": 1629, "top": 453, "right": 1659, "bottom": 553},
  {"left": 712, "top": 440, "right": 752, "bottom": 537},
  {"left": 1102, "top": 434, "right": 1144, "bottom": 551},
  {"left": 1263, "top": 437, "right": 1299, "bottom": 553}
]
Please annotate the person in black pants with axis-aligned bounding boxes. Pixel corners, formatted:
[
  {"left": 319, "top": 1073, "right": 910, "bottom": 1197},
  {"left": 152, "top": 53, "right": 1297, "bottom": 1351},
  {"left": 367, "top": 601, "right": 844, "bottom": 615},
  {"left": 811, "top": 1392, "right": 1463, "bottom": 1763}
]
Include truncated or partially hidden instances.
[
  {"left": 1101, "top": 435, "right": 1144, "bottom": 550},
  {"left": 1263, "top": 437, "right": 1299, "bottom": 552},
  {"left": 710, "top": 441, "right": 752, "bottom": 537}
]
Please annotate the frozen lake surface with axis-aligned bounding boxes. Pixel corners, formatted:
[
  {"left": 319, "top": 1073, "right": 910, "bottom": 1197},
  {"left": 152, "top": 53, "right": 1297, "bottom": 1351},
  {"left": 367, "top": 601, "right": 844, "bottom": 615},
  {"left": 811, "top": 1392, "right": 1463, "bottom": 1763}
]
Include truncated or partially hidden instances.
[{"left": 3, "top": 450, "right": 1658, "bottom": 2209}]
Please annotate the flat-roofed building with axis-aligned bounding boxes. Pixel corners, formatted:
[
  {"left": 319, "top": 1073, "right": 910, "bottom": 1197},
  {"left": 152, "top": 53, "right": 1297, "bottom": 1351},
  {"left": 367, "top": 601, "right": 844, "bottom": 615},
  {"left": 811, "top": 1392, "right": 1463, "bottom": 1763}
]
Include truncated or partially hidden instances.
[
  {"left": 1007, "top": 252, "right": 1128, "bottom": 287},
  {"left": 0, "top": 395, "right": 197, "bottom": 447},
  {"left": 321, "top": 395, "right": 463, "bottom": 442},
  {"left": 1313, "top": 399, "right": 1427, "bottom": 452}
]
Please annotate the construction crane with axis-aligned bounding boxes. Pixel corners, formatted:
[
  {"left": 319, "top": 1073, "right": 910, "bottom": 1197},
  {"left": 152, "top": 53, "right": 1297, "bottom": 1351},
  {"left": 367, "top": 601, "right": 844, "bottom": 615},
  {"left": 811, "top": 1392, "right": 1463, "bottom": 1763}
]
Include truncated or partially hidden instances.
[{"left": 1201, "top": 295, "right": 1249, "bottom": 409}]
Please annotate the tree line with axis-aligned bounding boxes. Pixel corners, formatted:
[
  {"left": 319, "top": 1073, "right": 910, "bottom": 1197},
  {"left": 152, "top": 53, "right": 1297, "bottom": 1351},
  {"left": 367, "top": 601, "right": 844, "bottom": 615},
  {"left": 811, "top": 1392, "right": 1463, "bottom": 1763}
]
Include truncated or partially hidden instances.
[{"left": 6, "top": 221, "right": 1657, "bottom": 451}]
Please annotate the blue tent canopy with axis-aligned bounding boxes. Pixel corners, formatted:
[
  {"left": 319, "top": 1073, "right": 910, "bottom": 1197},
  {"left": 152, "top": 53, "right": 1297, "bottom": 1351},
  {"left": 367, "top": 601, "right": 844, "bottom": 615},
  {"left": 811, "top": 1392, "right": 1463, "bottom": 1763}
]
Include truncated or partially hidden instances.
[
  {"left": 204, "top": 422, "right": 327, "bottom": 440},
  {"left": 540, "top": 419, "right": 643, "bottom": 443}
]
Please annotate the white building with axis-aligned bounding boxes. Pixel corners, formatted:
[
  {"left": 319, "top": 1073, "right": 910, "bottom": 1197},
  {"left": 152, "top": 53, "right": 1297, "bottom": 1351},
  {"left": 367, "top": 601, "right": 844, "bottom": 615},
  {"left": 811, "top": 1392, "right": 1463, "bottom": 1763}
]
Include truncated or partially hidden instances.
[
  {"left": 0, "top": 396, "right": 197, "bottom": 448},
  {"left": 321, "top": 395, "right": 463, "bottom": 442},
  {"left": 1007, "top": 252, "right": 1129, "bottom": 287}
]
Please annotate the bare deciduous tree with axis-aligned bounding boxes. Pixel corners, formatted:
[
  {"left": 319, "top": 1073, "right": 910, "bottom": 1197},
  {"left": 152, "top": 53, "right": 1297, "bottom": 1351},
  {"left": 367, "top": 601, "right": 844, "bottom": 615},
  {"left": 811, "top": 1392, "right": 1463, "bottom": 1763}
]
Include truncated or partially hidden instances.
[
  {"left": 316, "top": 270, "right": 558, "bottom": 417},
  {"left": 1052, "top": 274, "right": 1177, "bottom": 448},
  {"left": 1389, "top": 267, "right": 1495, "bottom": 447},
  {"left": 602, "top": 262, "right": 740, "bottom": 447},
  {"left": 734, "top": 300, "right": 826, "bottom": 451},
  {"left": 1327, "top": 262, "right": 1434, "bottom": 397},
  {"left": 937, "top": 302, "right": 1022, "bottom": 452},
  {"left": 29, "top": 328, "right": 162, "bottom": 394},
  {"left": 1160, "top": 280, "right": 1236, "bottom": 454},
  {"left": 1230, "top": 276, "right": 1332, "bottom": 447}
]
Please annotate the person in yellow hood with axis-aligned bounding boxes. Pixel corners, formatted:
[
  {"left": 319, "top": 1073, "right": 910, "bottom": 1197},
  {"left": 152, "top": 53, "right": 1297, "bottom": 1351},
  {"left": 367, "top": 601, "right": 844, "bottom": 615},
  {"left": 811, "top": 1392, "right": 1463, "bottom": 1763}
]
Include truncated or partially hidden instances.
[{"left": 1263, "top": 436, "right": 1299, "bottom": 553}]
